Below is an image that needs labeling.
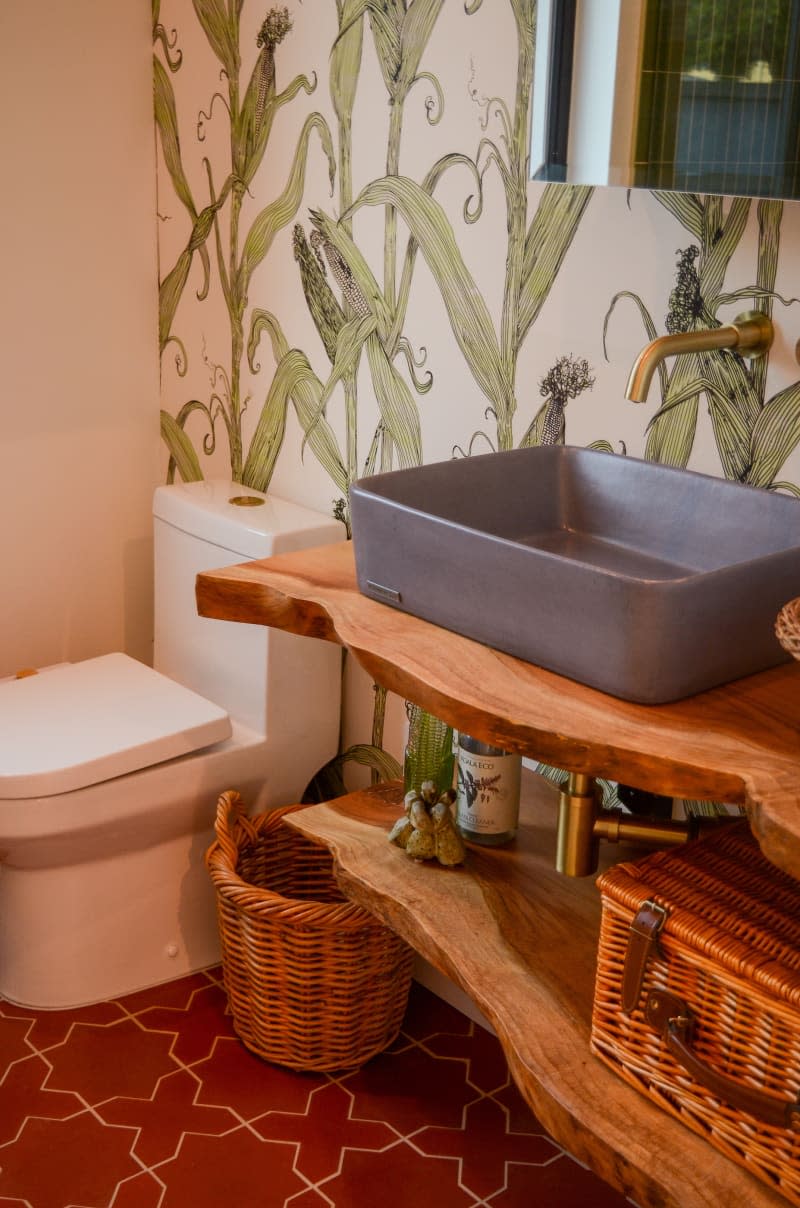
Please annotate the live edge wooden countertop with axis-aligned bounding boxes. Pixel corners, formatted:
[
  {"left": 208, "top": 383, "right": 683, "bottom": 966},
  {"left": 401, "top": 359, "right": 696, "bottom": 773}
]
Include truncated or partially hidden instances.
[
  {"left": 196, "top": 538, "right": 800, "bottom": 878},
  {"left": 196, "top": 539, "right": 796, "bottom": 1207}
]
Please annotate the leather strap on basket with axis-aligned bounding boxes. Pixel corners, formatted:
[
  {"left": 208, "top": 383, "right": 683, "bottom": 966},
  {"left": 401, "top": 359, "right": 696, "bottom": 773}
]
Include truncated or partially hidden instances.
[
  {"left": 622, "top": 899, "right": 668, "bottom": 1014},
  {"left": 646, "top": 990, "right": 800, "bottom": 1130}
]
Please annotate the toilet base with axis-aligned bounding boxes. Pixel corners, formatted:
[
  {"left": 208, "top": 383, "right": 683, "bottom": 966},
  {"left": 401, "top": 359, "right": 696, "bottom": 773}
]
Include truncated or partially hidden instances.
[{"left": 0, "top": 826, "right": 222, "bottom": 1009}]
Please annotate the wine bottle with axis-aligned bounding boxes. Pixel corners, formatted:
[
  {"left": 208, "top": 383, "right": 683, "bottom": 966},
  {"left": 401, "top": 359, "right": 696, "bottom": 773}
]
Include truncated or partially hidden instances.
[{"left": 455, "top": 734, "right": 521, "bottom": 845}]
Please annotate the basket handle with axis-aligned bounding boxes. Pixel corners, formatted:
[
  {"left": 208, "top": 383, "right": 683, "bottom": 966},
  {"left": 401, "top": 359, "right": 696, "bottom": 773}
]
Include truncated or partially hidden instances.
[
  {"left": 214, "top": 790, "right": 259, "bottom": 861},
  {"left": 646, "top": 990, "right": 800, "bottom": 1130}
]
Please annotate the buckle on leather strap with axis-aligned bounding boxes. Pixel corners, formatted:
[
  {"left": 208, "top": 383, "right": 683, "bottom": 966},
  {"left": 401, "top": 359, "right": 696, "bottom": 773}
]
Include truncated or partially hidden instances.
[{"left": 622, "top": 899, "right": 670, "bottom": 1015}]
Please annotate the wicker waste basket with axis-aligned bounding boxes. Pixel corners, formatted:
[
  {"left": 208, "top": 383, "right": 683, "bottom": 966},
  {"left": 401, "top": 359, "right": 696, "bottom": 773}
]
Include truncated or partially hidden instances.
[
  {"left": 206, "top": 790, "right": 414, "bottom": 1072},
  {"left": 592, "top": 820, "right": 800, "bottom": 1203}
]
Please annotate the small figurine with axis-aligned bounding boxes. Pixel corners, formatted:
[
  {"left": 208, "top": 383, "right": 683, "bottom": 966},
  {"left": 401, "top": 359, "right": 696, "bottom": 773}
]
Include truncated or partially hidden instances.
[{"left": 388, "top": 780, "right": 466, "bottom": 867}]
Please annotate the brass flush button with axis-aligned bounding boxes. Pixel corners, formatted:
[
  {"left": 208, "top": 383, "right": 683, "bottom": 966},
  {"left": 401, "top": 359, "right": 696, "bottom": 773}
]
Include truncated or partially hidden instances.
[{"left": 228, "top": 495, "right": 266, "bottom": 507}]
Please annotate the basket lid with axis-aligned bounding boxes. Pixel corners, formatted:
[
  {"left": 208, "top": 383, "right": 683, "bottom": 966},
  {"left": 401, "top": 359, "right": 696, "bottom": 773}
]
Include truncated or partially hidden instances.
[
  {"left": 597, "top": 821, "right": 800, "bottom": 1005},
  {"left": 0, "top": 653, "right": 231, "bottom": 799}
]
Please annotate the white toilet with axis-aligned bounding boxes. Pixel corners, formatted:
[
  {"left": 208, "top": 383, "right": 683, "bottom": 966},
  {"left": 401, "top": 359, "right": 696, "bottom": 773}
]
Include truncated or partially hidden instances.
[{"left": 0, "top": 481, "right": 344, "bottom": 1009}]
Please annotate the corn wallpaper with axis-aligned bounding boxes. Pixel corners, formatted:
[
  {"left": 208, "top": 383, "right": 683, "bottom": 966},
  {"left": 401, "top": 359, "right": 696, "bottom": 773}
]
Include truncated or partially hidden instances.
[{"left": 154, "top": 0, "right": 800, "bottom": 772}]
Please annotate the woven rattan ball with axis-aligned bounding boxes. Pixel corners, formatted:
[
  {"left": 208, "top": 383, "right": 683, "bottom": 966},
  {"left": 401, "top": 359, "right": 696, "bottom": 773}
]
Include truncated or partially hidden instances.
[{"left": 775, "top": 596, "right": 800, "bottom": 661}]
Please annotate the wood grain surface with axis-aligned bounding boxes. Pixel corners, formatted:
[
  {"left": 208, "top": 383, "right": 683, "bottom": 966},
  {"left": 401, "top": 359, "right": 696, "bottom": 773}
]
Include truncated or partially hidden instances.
[{"left": 196, "top": 540, "right": 800, "bottom": 876}]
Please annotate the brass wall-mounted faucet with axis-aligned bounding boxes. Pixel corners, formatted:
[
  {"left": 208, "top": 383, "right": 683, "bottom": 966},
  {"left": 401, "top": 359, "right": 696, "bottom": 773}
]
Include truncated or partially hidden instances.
[{"left": 625, "top": 310, "right": 774, "bottom": 403}]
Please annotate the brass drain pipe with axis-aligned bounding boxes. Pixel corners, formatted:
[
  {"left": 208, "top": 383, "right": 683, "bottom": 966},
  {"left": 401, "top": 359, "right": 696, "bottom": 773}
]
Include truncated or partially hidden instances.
[{"left": 556, "top": 772, "right": 695, "bottom": 877}]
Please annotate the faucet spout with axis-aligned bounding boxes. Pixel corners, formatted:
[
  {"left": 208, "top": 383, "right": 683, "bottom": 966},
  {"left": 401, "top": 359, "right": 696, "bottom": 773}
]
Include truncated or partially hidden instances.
[{"left": 625, "top": 310, "right": 773, "bottom": 403}]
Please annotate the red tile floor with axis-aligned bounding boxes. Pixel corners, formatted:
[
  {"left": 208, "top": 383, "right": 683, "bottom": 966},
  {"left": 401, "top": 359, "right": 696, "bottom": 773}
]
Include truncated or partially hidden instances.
[{"left": 1, "top": 969, "right": 631, "bottom": 1208}]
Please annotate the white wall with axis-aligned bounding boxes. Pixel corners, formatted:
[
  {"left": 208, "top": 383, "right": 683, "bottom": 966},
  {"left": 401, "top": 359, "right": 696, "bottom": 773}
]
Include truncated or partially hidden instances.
[{"left": 0, "top": 1, "right": 161, "bottom": 678}]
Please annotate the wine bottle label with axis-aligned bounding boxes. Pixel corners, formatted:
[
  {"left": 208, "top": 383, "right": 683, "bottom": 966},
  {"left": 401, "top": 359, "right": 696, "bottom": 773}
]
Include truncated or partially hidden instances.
[{"left": 456, "top": 748, "right": 521, "bottom": 835}]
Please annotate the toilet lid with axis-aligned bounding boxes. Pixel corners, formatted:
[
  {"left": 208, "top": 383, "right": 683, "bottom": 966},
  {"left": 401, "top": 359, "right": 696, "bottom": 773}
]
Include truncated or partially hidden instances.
[{"left": 0, "top": 653, "right": 232, "bottom": 799}]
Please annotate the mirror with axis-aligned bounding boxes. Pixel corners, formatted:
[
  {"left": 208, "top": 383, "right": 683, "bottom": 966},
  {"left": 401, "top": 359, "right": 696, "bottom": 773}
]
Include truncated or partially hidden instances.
[{"left": 531, "top": 0, "right": 800, "bottom": 200}]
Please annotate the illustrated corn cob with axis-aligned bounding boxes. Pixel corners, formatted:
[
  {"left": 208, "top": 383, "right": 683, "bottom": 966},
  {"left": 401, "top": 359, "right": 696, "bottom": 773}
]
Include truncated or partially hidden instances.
[
  {"left": 538, "top": 356, "right": 596, "bottom": 445},
  {"left": 293, "top": 224, "right": 345, "bottom": 363},
  {"left": 309, "top": 229, "right": 372, "bottom": 320},
  {"left": 253, "top": 9, "right": 291, "bottom": 143}
]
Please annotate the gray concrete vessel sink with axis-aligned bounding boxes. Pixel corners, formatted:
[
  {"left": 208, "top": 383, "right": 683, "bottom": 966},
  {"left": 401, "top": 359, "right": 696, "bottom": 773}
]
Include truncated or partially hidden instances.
[{"left": 349, "top": 446, "right": 800, "bottom": 704}]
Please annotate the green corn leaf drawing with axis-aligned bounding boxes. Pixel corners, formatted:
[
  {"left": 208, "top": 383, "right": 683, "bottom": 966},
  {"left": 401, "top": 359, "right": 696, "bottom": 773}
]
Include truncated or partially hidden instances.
[
  {"left": 153, "top": 58, "right": 195, "bottom": 217},
  {"left": 349, "top": 175, "right": 513, "bottom": 421},
  {"left": 643, "top": 354, "right": 702, "bottom": 467},
  {"left": 160, "top": 409, "right": 204, "bottom": 483},
  {"left": 701, "top": 196, "right": 750, "bottom": 306},
  {"left": 238, "top": 113, "right": 335, "bottom": 293},
  {"left": 714, "top": 285, "right": 799, "bottom": 309},
  {"left": 604, "top": 290, "right": 668, "bottom": 401},
  {"left": 298, "top": 313, "right": 375, "bottom": 462},
  {"left": 298, "top": 309, "right": 421, "bottom": 472},
  {"left": 750, "top": 199, "right": 782, "bottom": 404},
  {"left": 397, "top": 0, "right": 444, "bottom": 99},
  {"left": 700, "top": 350, "right": 761, "bottom": 480},
  {"left": 352, "top": 1, "right": 403, "bottom": 97},
  {"left": 330, "top": 3, "right": 363, "bottom": 126},
  {"left": 191, "top": 0, "right": 238, "bottom": 78},
  {"left": 318, "top": 313, "right": 375, "bottom": 411},
  {"left": 652, "top": 190, "right": 704, "bottom": 241},
  {"left": 159, "top": 251, "right": 194, "bottom": 355},
  {"left": 510, "top": 0, "right": 536, "bottom": 33},
  {"left": 389, "top": 152, "right": 484, "bottom": 353},
  {"left": 517, "top": 184, "right": 593, "bottom": 345},
  {"left": 745, "top": 382, "right": 800, "bottom": 488},
  {"left": 701, "top": 368, "right": 755, "bottom": 481},
  {"left": 158, "top": 183, "right": 231, "bottom": 354},
  {"left": 154, "top": 57, "right": 211, "bottom": 309},
  {"left": 153, "top": 2, "right": 182, "bottom": 71},
  {"left": 247, "top": 310, "right": 347, "bottom": 494},
  {"left": 365, "top": 332, "right": 422, "bottom": 468},
  {"left": 240, "top": 354, "right": 297, "bottom": 492},
  {"left": 154, "top": 57, "right": 211, "bottom": 306}
]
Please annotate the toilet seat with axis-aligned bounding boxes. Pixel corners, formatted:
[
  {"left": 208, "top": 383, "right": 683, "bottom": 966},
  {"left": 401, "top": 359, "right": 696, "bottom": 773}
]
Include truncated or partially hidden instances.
[{"left": 0, "top": 653, "right": 232, "bottom": 799}]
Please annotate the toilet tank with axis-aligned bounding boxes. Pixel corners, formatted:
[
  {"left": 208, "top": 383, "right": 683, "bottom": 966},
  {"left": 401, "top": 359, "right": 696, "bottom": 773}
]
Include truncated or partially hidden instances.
[{"left": 153, "top": 481, "right": 345, "bottom": 784}]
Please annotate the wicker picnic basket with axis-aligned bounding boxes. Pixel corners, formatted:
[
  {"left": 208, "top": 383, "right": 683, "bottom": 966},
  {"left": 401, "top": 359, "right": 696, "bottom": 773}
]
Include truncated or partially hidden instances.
[
  {"left": 206, "top": 790, "right": 414, "bottom": 1072},
  {"left": 592, "top": 821, "right": 800, "bottom": 1203}
]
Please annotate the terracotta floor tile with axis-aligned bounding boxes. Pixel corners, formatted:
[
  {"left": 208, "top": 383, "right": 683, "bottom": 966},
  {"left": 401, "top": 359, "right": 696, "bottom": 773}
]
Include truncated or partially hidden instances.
[
  {"left": 487, "top": 1151, "right": 632, "bottom": 1207},
  {"left": 44, "top": 1016, "right": 179, "bottom": 1105},
  {"left": 340, "top": 1042, "right": 474, "bottom": 1134},
  {"left": 1, "top": 998, "right": 124, "bottom": 1051},
  {"left": 0, "top": 971, "right": 634, "bottom": 1208},
  {"left": 415, "top": 1094, "right": 560, "bottom": 1200},
  {"left": 110, "top": 1171, "right": 166, "bottom": 1208},
  {"left": 117, "top": 970, "right": 213, "bottom": 1015},
  {"left": 421, "top": 1022, "right": 510, "bottom": 1094},
  {"left": 98, "top": 1067, "right": 237, "bottom": 1165},
  {"left": 0, "top": 1012, "right": 34, "bottom": 1077},
  {"left": 134, "top": 981, "right": 236, "bottom": 1065},
  {"left": 320, "top": 1139, "right": 478, "bottom": 1207},
  {"left": 0, "top": 1111, "right": 139, "bottom": 1208},
  {"left": 0, "top": 1053, "right": 83, "bottom": 1145},
  {"left": 195, "top": 1036, "right": 326, "bottom": 1119},
  {"left": 254, "top": 1081, "right": 397, "bottom": 1182},
  {"left": 284, "top": 1190, "right": 332, "bottom": 1207},
  {"left": 155, "top": 1128, "right": 306, "bottom": 1208}
]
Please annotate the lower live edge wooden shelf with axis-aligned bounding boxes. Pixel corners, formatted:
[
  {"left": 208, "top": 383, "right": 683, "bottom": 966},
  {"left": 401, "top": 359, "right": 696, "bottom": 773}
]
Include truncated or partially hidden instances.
[{"left": 196, "top": 540, "right": 800, "bottom": 1208}]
